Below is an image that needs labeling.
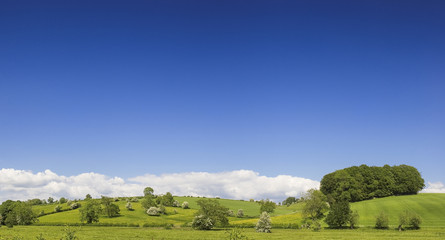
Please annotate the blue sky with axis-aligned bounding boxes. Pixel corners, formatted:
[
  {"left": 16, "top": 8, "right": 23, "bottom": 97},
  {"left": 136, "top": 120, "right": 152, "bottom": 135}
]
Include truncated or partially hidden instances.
[{"left": 1, "top": 0, "right": 444, "bottom": 188}]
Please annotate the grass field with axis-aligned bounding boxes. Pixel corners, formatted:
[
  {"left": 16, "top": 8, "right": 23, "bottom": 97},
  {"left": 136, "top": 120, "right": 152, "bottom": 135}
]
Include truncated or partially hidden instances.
[
  {"left": 34, "top": 193, "right": 445, "bottom": 229},
  {"left": 1, "top": 226, "right": 445, "bottom": 240}
]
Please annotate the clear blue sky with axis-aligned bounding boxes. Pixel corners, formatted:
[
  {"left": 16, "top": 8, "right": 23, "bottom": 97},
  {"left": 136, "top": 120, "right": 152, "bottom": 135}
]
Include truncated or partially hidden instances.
[{"left": 1, "top": 0, "right": 444, "bottom": 182}]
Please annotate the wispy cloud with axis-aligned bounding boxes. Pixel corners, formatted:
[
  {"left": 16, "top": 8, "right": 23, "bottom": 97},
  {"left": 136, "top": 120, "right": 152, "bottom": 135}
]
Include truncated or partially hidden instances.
[
  {"left": 0, "top": 168, "right": 319, "bottom": 202},
  {"left": 422, "top": 181, "right": 445, "bottom": 193}
]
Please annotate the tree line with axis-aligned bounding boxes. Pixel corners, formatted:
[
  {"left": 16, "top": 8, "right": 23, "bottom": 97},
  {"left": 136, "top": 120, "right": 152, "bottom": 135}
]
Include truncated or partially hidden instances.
[{"left": 320, "top": 164, "right": 425, "bottom": 202}]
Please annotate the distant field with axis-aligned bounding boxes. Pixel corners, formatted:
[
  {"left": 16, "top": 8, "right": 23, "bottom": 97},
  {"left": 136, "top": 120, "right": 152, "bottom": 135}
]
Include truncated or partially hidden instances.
[{"left": 34, "top": 193, "right": 445, "bottom": 228}]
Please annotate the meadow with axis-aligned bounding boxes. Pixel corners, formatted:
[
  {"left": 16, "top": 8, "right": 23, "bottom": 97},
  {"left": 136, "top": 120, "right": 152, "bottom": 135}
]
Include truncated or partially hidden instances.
[{"left": 0, "top": 193, "right": 444, "bottom": 239}]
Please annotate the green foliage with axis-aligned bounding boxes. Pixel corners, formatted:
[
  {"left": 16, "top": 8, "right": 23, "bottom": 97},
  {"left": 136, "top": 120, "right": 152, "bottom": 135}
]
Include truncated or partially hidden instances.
[
  {"left": 282, "top": 197, "right": 298, "bottom": 206},
  {"left": 60, "top": 225, "right": 78, "bottom": 240},
  {"left": 194, "top": 199, "right": 229, "bottom": 229},
  {"left": 255, "top": 211, "right": 271, "bottom": 233},
  {"left": 125, "top": 202, "right": 133, "bottom": 211},
  {"left": 35, "top": 233, "right": 46, "bottom": 240},
  {"left": 159, "top": 192, "right": 174, "bottom": 206},
  {"left": 237, "top": 209, "right": 244, "bottom": 218},
  {"left": 47, "top": 197, "right": 54, "bottom": 204},
  {"left": 146, "top": 207, "right": 161, "bottom": 216},
  {"left": 349, "top": 210, "right": 360, "bottom": 229},
  {"left": 399, "top": 210, "right": 422, "bottom": 230},
  {"left": 320, "top": 164, "right": 425, "bottom": 202},
  {"left": 141, "top": 195, "right": 157, "bottom": 210},
  {"left": 59, "top": 198, "right": 68, "bottom": 204},
  {"left": 85, "top": 194, "right": 92, "bottom": 200},
  {"left": 101, "top": 196, "right": 120, "bottom": 217},
  {"left": 54, "top": 205, "right": 62, "bottom": 212},
  {"left": 181, "top": 201, "right": 189, "bottom": 209},
  {"left": 0, "top": 201, "right": 37, "bottom": 226},
  {"left": 325, "top": 200, "right": 352, "bottom": 228},
  {"left": 375, "top": 212, "right": 389, "bottom": 229},
  {"left": 259, "top": 199, "right": 276, "bottom": 214},
  {"left": 192, "top": 214, "right": 213, "bottom": 230},
  {"left": 302, "top": 189, "right": 329, "bottom": 221},
  {"left": 143, "top": 187, "right": 154, "bottom": 197},
  {"left": 79, "top": 200, "right": 101, "bottom": 224},
  {"left": 226, "top": 227, "right": 249, "bottom": 240}
]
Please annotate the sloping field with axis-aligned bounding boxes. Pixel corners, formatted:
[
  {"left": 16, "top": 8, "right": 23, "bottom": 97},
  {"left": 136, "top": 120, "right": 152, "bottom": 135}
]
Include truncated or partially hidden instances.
[{"left": 35, "top": 194, "right": 445, "bottom": 228}]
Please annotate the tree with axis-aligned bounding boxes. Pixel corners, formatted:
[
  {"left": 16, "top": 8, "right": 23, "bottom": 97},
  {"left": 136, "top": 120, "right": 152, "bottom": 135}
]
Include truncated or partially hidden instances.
[
  {"left": 59, "top": 197, "right": 68, "bottom": 204},
  {"left": 101, "top": 196, "right": 120, "bottom": 217},
  {"left": 192, "top": 199, "right": 229, "bottom": 230},
  {"left": 47, "top": 197, "right": 54, "bottom": 204},
  {"left": 79, "top": 200, "right": 102, "bottom": 224},
  {"left": 282, "top": 197, "right": 298, "bottom": 206},
  {"left": 375, "top": 212, "right": 389, "bottom": 229},
  {"left": 182, "top": 201, "right": 189, "bottom": 209},
  {"left": 85, "top": 194, "right": 92, "bottom": 200},
  {"left": 141, "top": 195, "right": 157, "bottom": 210},
  {"left": 143, "top": 187, "right": 154, "bottom": 197},
  {"left": 255, "top": 211, "right": 272, "bottom": 233},
  {"left": 349, "top": 210, "right": 360, "bottom": 229},
  {"left": 302, "top": 189, "right": 329, "bottom": 221},
  {"left": 159, "top": 192, "right": 174, "bottom": 206},
  {"left": 5, "top": 202, "right": 37, "bottom": 225},
  {"left": 259, "top": 199, "right": 276, "bottom": 214},
  {"left": 237, "top": 209, "right": 244, "bottom": 218},
  {"left": 325, "top": 200, "right": 352, "bottom": 228}
]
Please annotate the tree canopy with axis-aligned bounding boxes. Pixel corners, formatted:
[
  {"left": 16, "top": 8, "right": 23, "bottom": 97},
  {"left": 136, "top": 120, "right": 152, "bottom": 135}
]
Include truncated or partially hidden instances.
[{"left": 320, "top": 164, "right": 424, "bottom": 202}]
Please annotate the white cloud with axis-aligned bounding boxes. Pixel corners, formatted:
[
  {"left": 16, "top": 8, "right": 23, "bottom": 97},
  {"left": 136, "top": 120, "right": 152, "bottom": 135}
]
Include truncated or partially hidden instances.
[
  {"left": 422, "top": 181, "right": 445, "bottom": 193},
  {"left": 0, "top": 168, "right": 319, "bottom": 202}
]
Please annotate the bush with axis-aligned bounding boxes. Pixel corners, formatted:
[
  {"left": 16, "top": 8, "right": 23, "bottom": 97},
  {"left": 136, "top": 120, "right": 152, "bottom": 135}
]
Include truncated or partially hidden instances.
[
  {"left": 349, "top": 210, "right": 360, "bottom": 229},
  {"left": 182, "top": 201, "right": 189, "bottom": 209},
  {"left": 125, "top": 202, "right": 133, "bottom": 211},
  {"left": 227, "top": 210, "right": 234, "bottom": 217},
  {"left": 375, "top": 212, "right": 389, "bottom": 229},
  {"left": 35, "top": 233, "right": 46, "bottom": 240},
  {"left": 399, "top": 210, "right": 422, "bottom": 230},
  {"left": 226, "top": 227, "right": 249, "bottom": 240},
  {"left": 54, "top": 205, "right": 62, "bottom": 213},
  {"left": 192, "top": 214, "right": 213, "bottom": 230},
  {"left": 172, "top": 200, "right": 180, "bottom": 207},
  {"left": 59, "top": 198, "right": 68, "bottom": 204},
  {"left": 146, "top": 207, "right": 161, "bottom": 216},
  {"left": 70, "top": 203, "right": 81, "bottom": 210},
  {"left": 60, "top": 225, "right": 78, "bottom": 240},
  {"left": 255, "top": 211, "right": 271, "bottom": 233},
  {"left": 237, "top": 209, "right": 244, "bottom": 218}
]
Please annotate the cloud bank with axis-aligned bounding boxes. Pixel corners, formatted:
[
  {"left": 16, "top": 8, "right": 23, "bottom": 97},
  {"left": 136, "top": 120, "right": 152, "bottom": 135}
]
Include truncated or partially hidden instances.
[
  {"left": 422, "top": 181, "right": 445, "bottom": 193},
  {"left": 0, "top": 168, "right": 319, "bottom": 202}
]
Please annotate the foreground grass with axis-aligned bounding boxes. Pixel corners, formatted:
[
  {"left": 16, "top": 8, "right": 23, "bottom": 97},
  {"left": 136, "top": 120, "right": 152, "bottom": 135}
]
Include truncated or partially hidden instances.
[{"left": 1, "top": 226, "right": 445, "bottom": 240}]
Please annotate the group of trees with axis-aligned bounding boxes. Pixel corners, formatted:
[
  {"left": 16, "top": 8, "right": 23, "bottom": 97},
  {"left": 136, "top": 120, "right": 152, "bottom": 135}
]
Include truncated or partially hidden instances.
[
  {"left": 320, "top": 164, "right": 425, "bottom": 202},
  {"left": 0, "top": 200, "right": 37, "bottom": 227}
]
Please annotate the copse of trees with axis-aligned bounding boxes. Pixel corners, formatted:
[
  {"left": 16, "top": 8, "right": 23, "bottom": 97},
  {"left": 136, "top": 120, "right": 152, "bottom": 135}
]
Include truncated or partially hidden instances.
[{"left": 320, "top": 164, "right": 425, "bottom": 202}]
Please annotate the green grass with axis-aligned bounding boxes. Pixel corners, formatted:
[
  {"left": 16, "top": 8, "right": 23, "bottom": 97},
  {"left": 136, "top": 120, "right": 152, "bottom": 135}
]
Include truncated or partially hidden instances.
[
  {"left": 1, "top": 226, "right": 445, "bottom": 240},
  {"left": 34, "top": 194, "right": 445, "bottom": 229}
]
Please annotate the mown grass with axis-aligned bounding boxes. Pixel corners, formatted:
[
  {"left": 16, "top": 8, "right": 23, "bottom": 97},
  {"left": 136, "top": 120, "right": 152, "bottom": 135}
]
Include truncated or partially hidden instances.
[{"left": 1, "top": 226, "right": 445, "bottom": 240}]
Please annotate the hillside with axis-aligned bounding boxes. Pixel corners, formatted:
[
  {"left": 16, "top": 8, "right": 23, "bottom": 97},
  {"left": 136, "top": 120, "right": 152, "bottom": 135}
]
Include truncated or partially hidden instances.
[{"left": 33, "top": 193, "right": 445, "bottom": 228}]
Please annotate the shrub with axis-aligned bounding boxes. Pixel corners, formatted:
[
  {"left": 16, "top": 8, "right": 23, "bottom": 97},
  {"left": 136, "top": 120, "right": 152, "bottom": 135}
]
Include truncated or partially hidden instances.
[
  {"left": 259, "top": 199, "right": 276, "bottom": 214},
  {"left": 192, "top": 214, "right": 213, "bottom": 230},
  {"left": 255, "top": 211, "right": 271, "bottom": 233},
  {"left": 375, "top": 212, "right": 389, "bottom": 229},
  {"left": 399, "top": 210, "right": 422, "bottom": 230},
  {"left": 125, "top": 202, "right": 133, "bottom": 211},
  {"left": 325, "top": 200, "right": 351, "bottom": 228},
  {"left": 130, "top": 197, "right": 139, "bottom": 202},
  {"left": 70, "top": 203, "right": 81, "bottom": 210},
  {"left": 172, "top": 200, "right": 180, "bottom": 207},
  {"left": 226, "top": 227, "right": 249, "bottom": 240},
  {"left": 59, "top": 198, "right": 68, "bottom": 204},
  {"left": 35, "top": 233, "right": 46, "bottom": 240},
  {"left": 147, "top": 207, "right": 161, "bottom": 216},
  {"left": 54, "top": 205, "right": 62, "bottom": 213},
  {"left": 349, "top": 210, "right": 360, "bottom": 229},
  {"left": 60, "top": 225, "right": 78, "bottom": 240},
  {"left": 237, "top": 209, "right": 244, "bottom": 218},
  {"left": 227, "top": 210, "right": 234, "bottom": 216},
  {"left": 182, "top": 201, "right": 189, "bottom": 209}
]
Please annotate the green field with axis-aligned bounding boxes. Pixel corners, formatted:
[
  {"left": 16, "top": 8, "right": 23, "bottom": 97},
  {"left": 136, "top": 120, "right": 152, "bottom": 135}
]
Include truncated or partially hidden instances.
[
  {"left": 34, "top": 193, "right": 445, "bottom": 228},
  {"left": 1, "top": 193, "right": 443, "bottom": 239},
  {"left": 1, "top": 226, "right": 445, "bottom": 240}
]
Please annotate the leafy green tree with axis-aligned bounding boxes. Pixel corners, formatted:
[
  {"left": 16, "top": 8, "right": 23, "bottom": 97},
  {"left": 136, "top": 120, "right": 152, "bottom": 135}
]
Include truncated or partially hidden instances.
[
  {"left": 85, "top": 194, "right": 92, "bottom": 200},
  {"left": 302, "top": 189, "right": 328, "bottom": 221},
  {"left": 4, "top": 202, "right": 37, "bottom": 225},
  {"left": 59, "top": 197, "right": 68, "bottom": 204},
  {"left": 237, "top": 209, "right": 244, "bottom": 218},
  {"left": 141, "top": 195, "right": 157, "bottom": 210},
  {"left": 101, "top": 196, "right": 120, "bottom": 217},
  {"left": 79, "top": 200, "right": 102, "bottom": 224},
  {"left": 375, "top": 212, "right": 389, "bottom": 229},
  {"left": 0, "top": 200, "right": 16, "bottom": 225},
  {"left": 192, "top": 199, "right": 229, "bottom": 230},
  {"left": 282, "top": 197, "right": 297, "bottom": 206},
  {"left": 47, "top": 197, "right": 54, "bottom": 204},
  {"left": 159, "top": 192, "right": 174, "bottom": 206},
  {"left": 399, "top": 210, "right": 422, "bottom": 230},
  {"left": 325, "top": 200, "right": 351, "bottom": 228},
  {"left": 259, "top": 199, "right": 276, "bottom": 214},
  {"left": 349, "top": 210, "right": 360, "bottom": 229},
  {"left": 143, "top": 187, "right": 154, "bottom": 197}
]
